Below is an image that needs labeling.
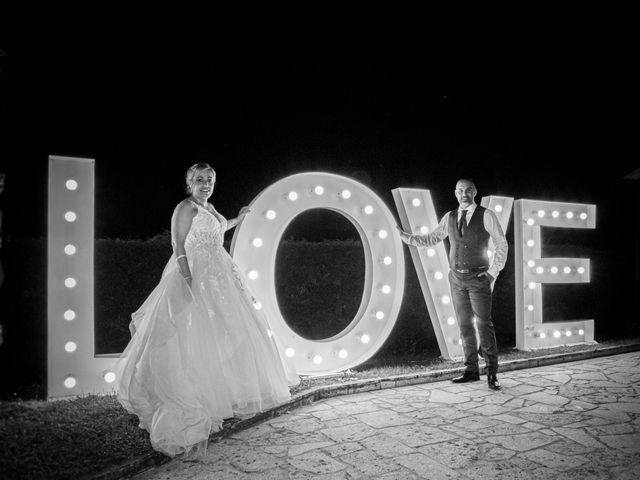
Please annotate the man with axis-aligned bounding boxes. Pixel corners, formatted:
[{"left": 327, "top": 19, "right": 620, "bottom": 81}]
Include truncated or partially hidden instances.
[{"left": 397, "top": 178, "right": 508, "bottom": 390}]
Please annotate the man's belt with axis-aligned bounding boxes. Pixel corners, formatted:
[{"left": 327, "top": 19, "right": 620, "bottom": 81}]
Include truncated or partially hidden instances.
[{"left": 454, "top": 266, "right": 488, "bottom": 274}]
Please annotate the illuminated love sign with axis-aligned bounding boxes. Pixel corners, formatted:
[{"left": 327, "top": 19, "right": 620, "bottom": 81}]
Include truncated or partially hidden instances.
[
  {"left": 47, "top": 157, "right": 596, "bottom": 398},
  {"left": 230, "top": 172, "right": 406, "bottom": 374}
]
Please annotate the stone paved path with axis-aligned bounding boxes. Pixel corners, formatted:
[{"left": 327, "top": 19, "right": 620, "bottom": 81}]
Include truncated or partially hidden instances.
[{"left": 132, "top": 352, "right": 640, "bottom": 479}]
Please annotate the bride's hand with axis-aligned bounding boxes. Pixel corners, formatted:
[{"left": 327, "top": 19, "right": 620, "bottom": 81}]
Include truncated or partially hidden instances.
[{"left": 238, "top": 206, "right": 251, "bottom": 220}]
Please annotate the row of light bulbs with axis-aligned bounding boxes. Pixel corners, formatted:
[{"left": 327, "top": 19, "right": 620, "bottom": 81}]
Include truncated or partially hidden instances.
[
  {"left": 532, "top": 328, "right": 585, "bottom": 339},
  {"left": 62, "top": 178, "right": 116, "bottom": 389}
]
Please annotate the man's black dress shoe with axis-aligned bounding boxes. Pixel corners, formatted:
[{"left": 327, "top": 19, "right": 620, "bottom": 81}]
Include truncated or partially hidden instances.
[
  {"left": 487, "top": 374, "right": 501, "bottom": 390},
  {"left": 451, "top": 371, "right": 480, "bottom": 383}
]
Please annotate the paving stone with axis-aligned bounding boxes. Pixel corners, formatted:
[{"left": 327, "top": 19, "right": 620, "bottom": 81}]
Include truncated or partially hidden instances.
[
  {"left": 320, "top": 422, "right": 378, "bottom": 443},
  {"left": 330, "top": 400, "right": 384, "bottom": 415},
  {"left": 394, "top": 452, "right": 463, "bottom": 479},
  {"left": 597, "top": 432, "right": 640, "bottom": 452},
  {"left": 551, "top": 427, "right": 607, "bottom": 449},
  {"left": 269, "top": 415, "right": 326, "bottom": 434},
  {"left": 340, "top": 448, "right": 402, "bottom": 475},
  {"left": 519, "top": 390, "right": 571, "bottom": 407},
  {"left": 586, "top": 422, "right": 635, "bottom": 435},
  {"left": 322, "top": 442, "right": 363, "bottom": 458},
  {"left": 287, "top": 441, "right": 336, "bottom": 457},
  {"left": 427, "top": 389, "right": 472, "bottom": 404},
  {"left": 484, "top": 431, "right": 557, "bottom": 451},
  {"left": 359, "top": 433, "right": 415, "bottom": 458},
  {"left": 416, "top": 437, "right": 480, "bottom": 469},
  {"left": 513, "top": 412, "right": 584, "bottom": 427},
  {"left": 321, "top": 416, "right": 359, "bottom": 429},
  {"left": 353, "top": 410, "right": 415, "bottom": 428},
  {"left": 451, "top": 414, "right": 503, "bottom": 431},
  {"left": 519, "top": 448, "right": 589, "bottom": 469},
  {"left": 493, "top": 413, "right": 528, "bottom": 424},
  {"left": 286, "top": 451, "right": 346, "bottom": 475},
  {"left": 382, "top": 424, "right": 458, "bottom": 447}
]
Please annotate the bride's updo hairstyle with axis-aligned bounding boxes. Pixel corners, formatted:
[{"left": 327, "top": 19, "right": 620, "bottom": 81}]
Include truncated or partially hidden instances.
[{"left": 185, "top": 163, "right": 216, "bottom": 194}]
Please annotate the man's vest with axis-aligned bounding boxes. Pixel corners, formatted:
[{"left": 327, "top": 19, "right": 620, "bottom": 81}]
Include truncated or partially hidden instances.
[{"left": 448, "top": 206, "right": 490, "bottom": 271}]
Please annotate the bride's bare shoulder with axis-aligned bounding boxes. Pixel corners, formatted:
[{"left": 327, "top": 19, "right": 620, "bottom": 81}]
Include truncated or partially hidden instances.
[{"left": 173, "top": 198, "right": 198, "bottom": 217}]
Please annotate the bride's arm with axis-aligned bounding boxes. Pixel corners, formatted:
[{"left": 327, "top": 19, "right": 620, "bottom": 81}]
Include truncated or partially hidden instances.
[
  {"left": 225, "top": 206, "right": 251, "bottom": 231},
  {"left": 172, "top": 201, "right": 197, "bottom": 288}
]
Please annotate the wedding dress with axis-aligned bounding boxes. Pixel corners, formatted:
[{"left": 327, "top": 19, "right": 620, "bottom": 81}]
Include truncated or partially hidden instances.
[{"left": 115, "top": 200, "right": 299, "bottom": 457}]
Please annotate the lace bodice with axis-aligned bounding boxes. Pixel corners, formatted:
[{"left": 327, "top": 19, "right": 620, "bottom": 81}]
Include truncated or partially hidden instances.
[{"left": 185, "top": 202, "right": 227, "bottom": 251}]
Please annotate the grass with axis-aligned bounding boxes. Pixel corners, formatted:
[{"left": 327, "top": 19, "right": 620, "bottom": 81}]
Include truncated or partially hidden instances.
[{"left": 1, "top": 338, "right": 639, "bottom": 480}]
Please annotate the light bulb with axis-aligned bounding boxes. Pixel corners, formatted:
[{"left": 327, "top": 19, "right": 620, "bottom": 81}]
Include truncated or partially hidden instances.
[
  {"left": 64, "top": 341, "right": 77, "bottom": 353},
  {"left": 285, "top": 348, "right": 295, "bottom": 357},
  {"left": 64, "top": 211, "right": 77, "bottom": 222},
  {"left": 265, "top": 210, "right": 277, "bottom": 220},
  {"left": 65, "top": 179, "right": 78, "bottom": 191},
  {"left": 64, "top": 244, "right": 77, "bottom": 255},
  {"left": 363, "top": 205, "right": 374, "bottom": 215},
  {"left": 252, "top": 238, "right": 263, "bottom": 248},
  {"left": 313, "top": 185, "right": 324, "bottom": 195},
  {"left": 411, "top": 198, "right": 421, "bottom": 207},
  {"left": 287, "top": 191, "right": 298, "bottom": 201},
  {"left": 64, "top": 376, "right": 77, "bottom": 389}
]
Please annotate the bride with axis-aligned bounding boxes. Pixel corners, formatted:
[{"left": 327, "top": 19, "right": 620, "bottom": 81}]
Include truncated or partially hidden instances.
[{"left": 115, "top": 163, "right": 299, "bottom": 457}]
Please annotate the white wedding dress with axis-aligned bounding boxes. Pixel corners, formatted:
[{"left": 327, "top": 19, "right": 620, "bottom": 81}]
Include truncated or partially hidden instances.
[{"left": 115, "top": 201, "right": 299, "bottom": 457}]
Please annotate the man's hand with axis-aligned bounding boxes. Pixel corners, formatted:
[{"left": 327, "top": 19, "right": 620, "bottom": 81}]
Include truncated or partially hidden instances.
[
  {"left": 396, "top": 225, "right": 411, "bottom": 244},
  {"left": 478, "top": 272, "right": 494, "bottom": 282}
]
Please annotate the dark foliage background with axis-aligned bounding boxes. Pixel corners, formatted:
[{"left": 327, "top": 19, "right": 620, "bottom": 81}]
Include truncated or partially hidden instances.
[{"left": 1, "top": 224, "right": 637, "bottom": 400}]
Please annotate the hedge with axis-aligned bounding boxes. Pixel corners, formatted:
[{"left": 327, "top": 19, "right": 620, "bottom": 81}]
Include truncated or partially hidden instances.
[{"left": 0, "top": 232, "right": 636, "bottom": 400}]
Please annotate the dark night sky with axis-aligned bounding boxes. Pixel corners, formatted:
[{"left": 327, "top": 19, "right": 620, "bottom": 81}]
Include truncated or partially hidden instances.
[{"left": 1, "top": 29, "right": 636, "bottom": 240}]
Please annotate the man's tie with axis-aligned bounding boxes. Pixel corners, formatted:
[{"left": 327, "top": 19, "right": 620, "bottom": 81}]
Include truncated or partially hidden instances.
[{"left": 458, "top": 210, "right": 468, "bottom": 236}]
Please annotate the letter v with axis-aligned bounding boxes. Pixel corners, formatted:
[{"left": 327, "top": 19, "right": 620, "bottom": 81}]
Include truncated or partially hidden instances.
[{"left": 392, "top": 188, "right": 513, "bottom": 360}]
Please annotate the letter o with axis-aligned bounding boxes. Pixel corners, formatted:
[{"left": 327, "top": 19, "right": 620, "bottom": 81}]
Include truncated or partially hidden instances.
[{"left": 231, "top": 172, "right": 405, "bottom": 375}]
